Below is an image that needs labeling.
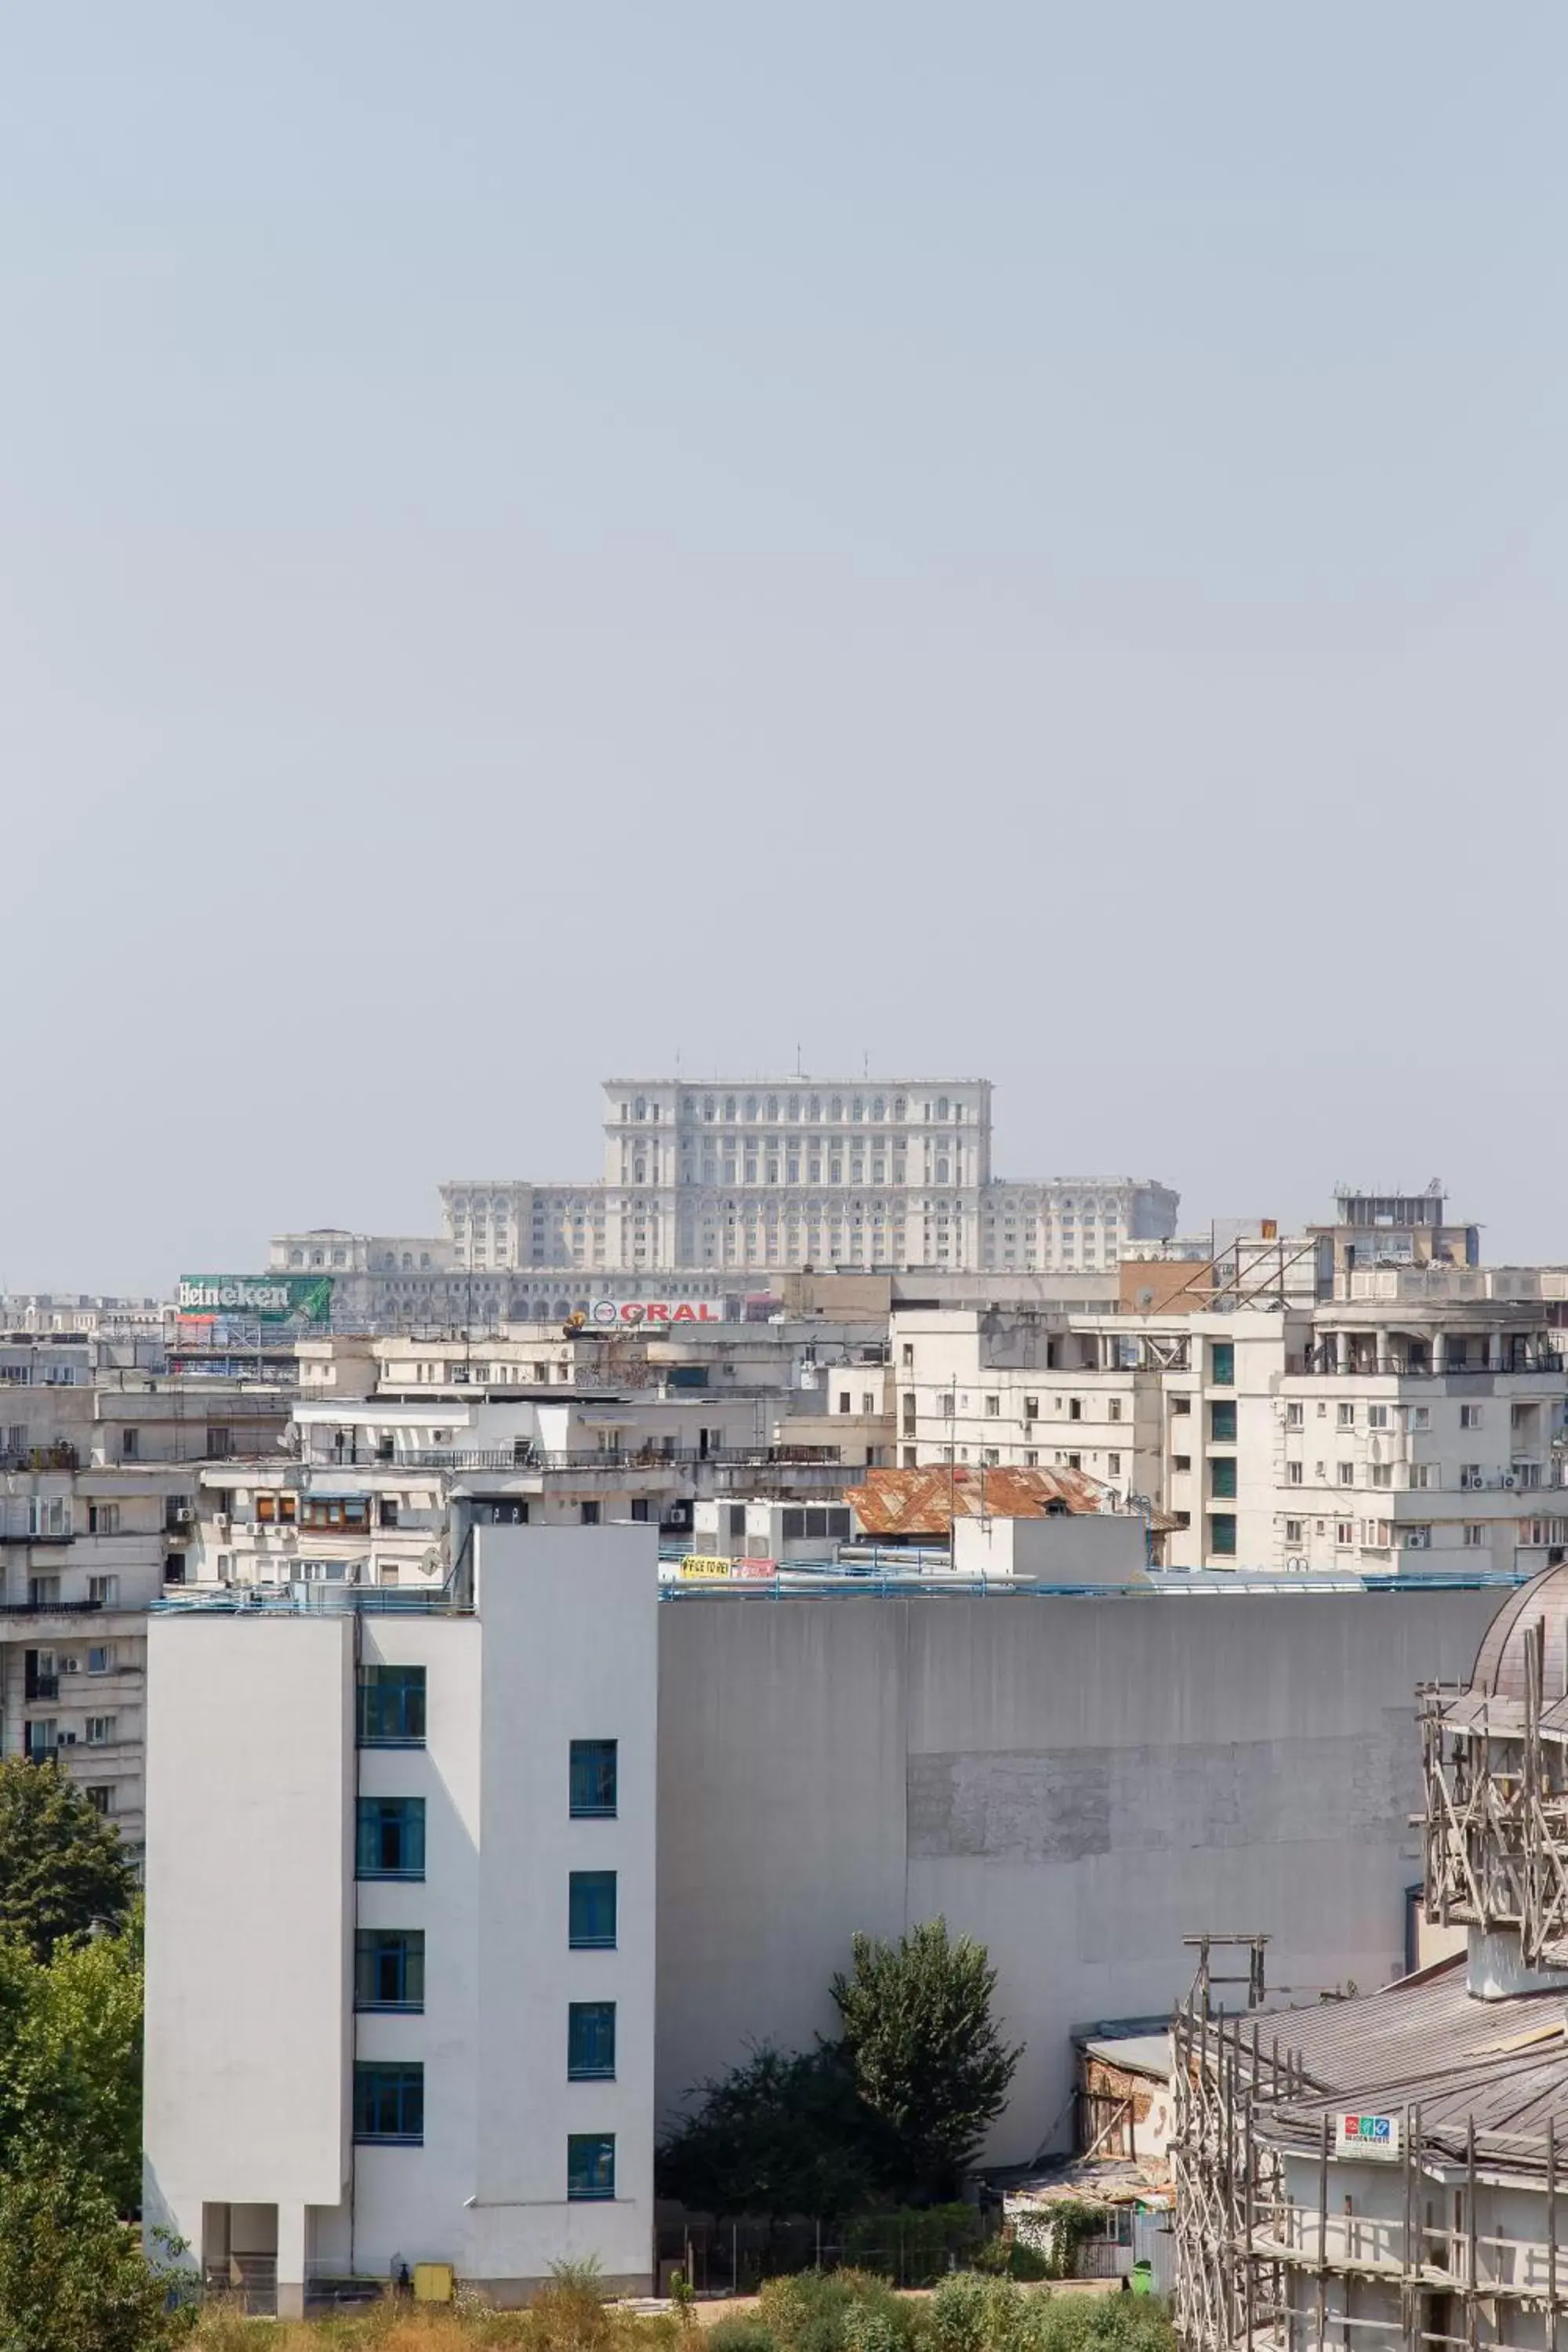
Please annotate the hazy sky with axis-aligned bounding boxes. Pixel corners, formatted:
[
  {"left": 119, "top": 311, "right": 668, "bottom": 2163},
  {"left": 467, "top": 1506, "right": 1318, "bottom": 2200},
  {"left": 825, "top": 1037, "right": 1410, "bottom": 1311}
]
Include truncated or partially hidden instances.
[{"left": 3, "top": 4, "right": 1564, "bottom": 1290}]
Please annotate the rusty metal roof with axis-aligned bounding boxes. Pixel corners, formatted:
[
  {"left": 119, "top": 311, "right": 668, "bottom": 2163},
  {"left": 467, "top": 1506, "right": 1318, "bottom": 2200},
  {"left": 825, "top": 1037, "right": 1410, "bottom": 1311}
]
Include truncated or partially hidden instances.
[{"left": 844, "top": 1464, "right": 1109, "bottom": 1537}]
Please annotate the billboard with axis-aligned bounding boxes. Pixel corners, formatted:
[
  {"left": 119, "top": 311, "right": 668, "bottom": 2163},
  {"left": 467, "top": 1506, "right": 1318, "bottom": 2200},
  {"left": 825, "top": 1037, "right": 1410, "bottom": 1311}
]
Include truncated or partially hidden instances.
[
  {"left": 586, "top": 1299, "right": 726, "bottom": 1327},
  {"left": 1335, "top": 2113, "right": 1400, "bottom": 2161},
  {"left": 176, "top": 1275, "right": 336, "bottom": 1327}
]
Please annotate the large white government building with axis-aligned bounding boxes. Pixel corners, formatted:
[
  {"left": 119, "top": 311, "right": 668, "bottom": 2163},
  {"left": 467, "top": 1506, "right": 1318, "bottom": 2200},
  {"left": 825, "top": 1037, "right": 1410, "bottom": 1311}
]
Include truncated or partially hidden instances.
[{"left": 433, "top": 1076, "right": 1177, "bottom": 1286}]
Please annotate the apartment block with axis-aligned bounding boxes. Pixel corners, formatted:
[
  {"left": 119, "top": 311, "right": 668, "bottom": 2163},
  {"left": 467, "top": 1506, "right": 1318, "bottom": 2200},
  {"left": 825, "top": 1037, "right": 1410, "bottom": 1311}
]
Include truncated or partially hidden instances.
[
  {"left": 891, "top": 1280, "right": 1568, "bottom": 1574},
  {"left": 143, "top": 1526, "right": 657, "bottom": 2314}
]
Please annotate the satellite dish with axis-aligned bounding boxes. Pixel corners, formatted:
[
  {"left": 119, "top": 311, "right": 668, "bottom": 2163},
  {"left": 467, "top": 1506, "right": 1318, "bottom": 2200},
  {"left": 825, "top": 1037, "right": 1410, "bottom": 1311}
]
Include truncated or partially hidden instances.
[{"left": 1137, "top": 1287, "right": 1156, "bottom": 1311}]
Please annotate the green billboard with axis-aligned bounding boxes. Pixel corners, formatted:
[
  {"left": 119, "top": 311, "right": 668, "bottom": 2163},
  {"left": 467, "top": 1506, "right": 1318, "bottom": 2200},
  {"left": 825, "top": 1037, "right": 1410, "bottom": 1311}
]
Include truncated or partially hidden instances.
[{"left": 176, "top": 1275, "right": 335, "bottom": 1326}]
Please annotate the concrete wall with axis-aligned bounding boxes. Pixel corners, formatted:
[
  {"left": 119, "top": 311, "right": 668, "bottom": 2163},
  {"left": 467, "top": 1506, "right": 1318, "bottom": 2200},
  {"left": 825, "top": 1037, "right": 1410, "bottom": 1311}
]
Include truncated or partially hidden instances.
[
  {"left": 143, "top": 1616, "right": 354, "bottom": 2282},
  {"left": 655, "top": 1587, "right": 1497, "bottom": 2164}
]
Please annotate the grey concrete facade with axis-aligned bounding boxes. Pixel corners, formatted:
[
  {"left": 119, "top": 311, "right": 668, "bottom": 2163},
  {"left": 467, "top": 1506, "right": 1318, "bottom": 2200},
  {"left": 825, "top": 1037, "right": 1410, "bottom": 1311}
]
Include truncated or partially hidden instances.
[{"left": 654, "top": 1588, "right": 1499, "bottom": 2163}]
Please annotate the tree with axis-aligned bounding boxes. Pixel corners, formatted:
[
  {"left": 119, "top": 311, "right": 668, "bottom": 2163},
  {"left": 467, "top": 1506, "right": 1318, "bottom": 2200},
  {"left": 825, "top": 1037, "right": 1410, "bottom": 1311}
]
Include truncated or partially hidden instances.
[
  {"left": 0, "top": 1906, "right": 143, "bottom": 2212},
  {"left": 0, "top": 1758, "right": 135, "bottom": 1962},
  {"left": 832, "top": 1919, "right": 1022, "bottom": 2198},
  {"left": 0, "top": 2152, "right": 191, "bottom": 2352},
  {"left": 657, "top": 2042, "right": 884, "bottom": 2220}
]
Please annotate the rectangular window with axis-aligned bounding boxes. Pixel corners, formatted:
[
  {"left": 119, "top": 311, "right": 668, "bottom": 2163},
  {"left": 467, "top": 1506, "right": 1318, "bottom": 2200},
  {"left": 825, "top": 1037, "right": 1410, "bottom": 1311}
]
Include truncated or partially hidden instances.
[
  {"left": 570, "top": 1740, "right": 618, "bottom": 1819},
  {"left": 1461, "top": 1404, "right": 1483, "bottom": 1430},
  {"left": 1107, "top": 1453, "right": 1122, "bottom": 1477},
  {"left": 568, "top": 2001, "right": 617, "bottom": 2081},
  {"left": 1338, "top": 1403, "right": 1355, "bottom": 1429},
  {"left": 1284, "top": 1519, "right": 1305, "bottom": 1545},
  {"left": 85, "top": 1715, "right": 116, "bottom": 1744},
  {"left": 1174, "top": 1454, "right": 1192, "bottom": 1474},
  {"left": 354, "top": 2062, "right": 423, "bottom": 2145},
  {"left": 1336, "top": 1522, "right": 1355, "bottom": 1548},
  {"left": 1108, "top": 1399, "right": 1123, "bottom": 1422},
  {"left": 355, "top": 1929, "right": 425, "bottom": 2011},
  {"left": 377, "top": 1498, "right": 400, "bottom": 1529},
  {"left": 1286, "top": 1461, "right": 1303, "bottom": 1486},
  {"left": 569, "top": 1870, "right": 617, "bottom": 1950},
  {"left": 1338, "top": 1462, "right": 1356, "bottom": 1486},
  {"left": 1210, "top": 1457, "right": 1237, "bottom": 1500},
  {"left": 1285, "top": 1403, "right": 1304, "bottom": 1430},
  {"left": 88, "top": 1575, "right": 118, "bottom": 1606},
  {"left": 568, "top": 2134, "right": 616, "bottom": 2201},
  {"left": 88, "top": 1645, "right": 113, "bottom": 1674},
  {"left": 1367, "top": 1406, "right": 1389, "bottom": 1431},
  {"left": 1410, "top": 1465, "right": 1437, "bottom": 1491},
  {"left": 1210, "top": 1401, "right": 1237, "bottom": 1444},
  {"left": 356, "top": 1797, "right": 426, "bottom": 1881},
  {"left": 357, "top": 1664, "right": 426, "bottom": 1748},
  {"left": 983, "top": 1395, "right": 1000, "bottom": 1417},
  {"left": 87, "top": 1503, "right": 121, "bottom": 1535},
  {"left": 1209, "top": 1513, "right": 1237, "bottom": 1559},
  {"left": 1409, "top": 1406, "right": 1431, "bottom": 1432},
  {"left": 1171, "top": 1396, "right": 1191, "bottom": 1417},
  {"left": 1069, "top": 1399, "right": 1083, "bottom": 1421},
  {"left": 86, "top": 1785, "right": 114, "bottom": 1817},
  {"left": 1210, "top": 1342, "right": 1235, "bottom": 1387},
  {"left": 1463, "top": 1523, "right": 1486, "bottom": 1549}
]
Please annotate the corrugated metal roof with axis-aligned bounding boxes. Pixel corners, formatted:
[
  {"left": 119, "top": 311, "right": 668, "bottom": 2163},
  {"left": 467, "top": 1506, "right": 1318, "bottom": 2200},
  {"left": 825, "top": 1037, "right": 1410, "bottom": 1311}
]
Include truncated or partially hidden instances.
[
  {"left": 845, "top": 1465, "right": 1110, "bottom": 1536},
  {"left": 1236, "top": 1955, "right": 1568, "bottom": 2170}
]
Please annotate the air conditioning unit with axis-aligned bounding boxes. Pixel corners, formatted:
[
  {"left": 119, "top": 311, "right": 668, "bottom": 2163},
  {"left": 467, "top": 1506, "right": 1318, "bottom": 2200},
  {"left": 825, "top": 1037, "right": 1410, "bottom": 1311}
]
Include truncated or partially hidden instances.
[
  {"left": 58, "top": 1731, "right": 77, "bottom": 1745},
  {"left": 1503, "top": 1473, "right": 1519, "bottom": 1490},
  {"left": 62, "top": 1657, "right": 79, "bottom": 1673},
  {"left": 214, "top": 1514, "right": 230, "bottom": 1534}
]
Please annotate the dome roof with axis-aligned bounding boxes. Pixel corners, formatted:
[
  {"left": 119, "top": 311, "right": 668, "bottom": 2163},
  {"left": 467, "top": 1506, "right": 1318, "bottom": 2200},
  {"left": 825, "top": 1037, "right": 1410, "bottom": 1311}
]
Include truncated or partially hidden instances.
[{"left": 1471, "top": 1563, "right": 1568, "bottom": 1700}]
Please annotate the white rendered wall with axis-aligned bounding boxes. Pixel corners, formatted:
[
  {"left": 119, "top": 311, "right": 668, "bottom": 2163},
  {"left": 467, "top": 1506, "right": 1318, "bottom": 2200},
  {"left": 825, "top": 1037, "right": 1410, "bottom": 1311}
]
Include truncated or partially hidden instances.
[
  {"left": 466, "top": 1525, "right": 658, "bottom": 2290},
  {"left": 143, "top": 1616, "right": 354, "bottom": 2282}
]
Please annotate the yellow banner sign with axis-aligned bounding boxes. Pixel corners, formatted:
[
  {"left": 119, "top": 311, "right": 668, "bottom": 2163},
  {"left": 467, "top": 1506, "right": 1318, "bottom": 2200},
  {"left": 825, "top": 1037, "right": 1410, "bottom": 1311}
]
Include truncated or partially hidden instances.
[{"left": 678, "top": 1555, "right": 734, "bottom": 1579}]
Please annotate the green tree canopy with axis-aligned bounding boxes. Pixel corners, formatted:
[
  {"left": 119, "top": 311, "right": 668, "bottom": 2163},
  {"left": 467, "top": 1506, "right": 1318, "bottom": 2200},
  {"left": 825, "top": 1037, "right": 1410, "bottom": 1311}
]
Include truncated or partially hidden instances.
[
  {"left": 0, "top": 1904, "right": 144, "bottom": 2212},
  {"left": 0, "top": 2151, "right": 190, "bottom": 2352},
  {"left": 0, "top": 1757, "right": 136, "bottom": 1962},
  {"left": 832, "top": 1919, "right": 1022, "bottom": 2198},
  {"left": 657, "top": 2042, "right": 883, "bottom": 2220}
]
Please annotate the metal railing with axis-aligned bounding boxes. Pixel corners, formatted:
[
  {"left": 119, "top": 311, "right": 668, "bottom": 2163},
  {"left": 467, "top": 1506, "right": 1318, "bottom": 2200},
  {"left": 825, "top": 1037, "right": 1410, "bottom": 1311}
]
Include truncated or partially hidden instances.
[{"left": 383, "top": 1445, "right": 844, "bottom": 1474}]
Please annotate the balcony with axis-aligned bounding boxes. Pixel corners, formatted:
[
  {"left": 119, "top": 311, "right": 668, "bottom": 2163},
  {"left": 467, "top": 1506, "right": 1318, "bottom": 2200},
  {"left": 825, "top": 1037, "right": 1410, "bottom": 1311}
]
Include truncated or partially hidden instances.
[
  {"left": 24, "top": 1671, "right": 59, "bottom": 1701},
  {"left": 0, "top": 1443, "right": 80, "bottom": 1472},
  {"left": 0, "top": 1599, "right": 100, "bottom": 1617}
]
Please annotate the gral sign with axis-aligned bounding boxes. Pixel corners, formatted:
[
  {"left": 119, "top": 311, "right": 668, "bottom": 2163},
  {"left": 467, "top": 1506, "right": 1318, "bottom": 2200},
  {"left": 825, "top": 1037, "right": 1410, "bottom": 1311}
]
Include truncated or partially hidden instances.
[
  {"left": 587, "top": 1298, "right": 725, "bottom": 1327},
  {"left": 176, "top": 1275, "right": 336, "bottom": 1327},
  {"left": 1335, "top": 2113, "right": 1400, "bottom": 2161}
]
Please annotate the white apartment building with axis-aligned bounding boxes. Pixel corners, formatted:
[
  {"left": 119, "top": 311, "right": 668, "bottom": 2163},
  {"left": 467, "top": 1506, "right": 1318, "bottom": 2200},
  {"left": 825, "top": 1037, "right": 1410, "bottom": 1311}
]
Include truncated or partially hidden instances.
[
  {"left": 1, "top": 1374, "right": 291, "bottom": 1842},
  {"left": 192, "top": 1323, "right": 891, "bottom": 1592},
  {"left": 892, "top": 1283, "right": 1568, "bottom": 1575},
  {"left": 437, "top": 1076, "right": 1178, "bottom": 1288},
  {"left": 143, "top": 1526, "right": 657, "bottom": 2314}
]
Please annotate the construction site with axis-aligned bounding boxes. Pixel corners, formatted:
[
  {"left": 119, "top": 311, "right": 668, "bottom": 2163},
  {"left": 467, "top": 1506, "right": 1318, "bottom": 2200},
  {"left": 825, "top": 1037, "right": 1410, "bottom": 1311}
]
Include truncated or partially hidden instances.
[{"left": 1172, "top": 1563, "right": 1568, "bottom": 2352}]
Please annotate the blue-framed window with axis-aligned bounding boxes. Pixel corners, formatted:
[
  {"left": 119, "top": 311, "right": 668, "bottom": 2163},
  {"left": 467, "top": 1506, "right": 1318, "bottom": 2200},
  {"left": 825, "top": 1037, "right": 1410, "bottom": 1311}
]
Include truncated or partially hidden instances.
[
  {"left": 1210, "top": 1400, "right": 1237, "bottom": 1445},
  {"left": 1210, "top": 1341, "right": 1235, "bottom": 1388},
  {"left": 358, "top": 1664, "right": 426, "bottom": 1747},
  {"left": 356, "top": 1796, "right": 425, "bottom": 1880},
  {"left": 1210, "top": 1512, "right": 1238, "bottom": 1559},
  {"left": 355, "top": 1929, "right": 425, "bottom": 2012},
  {"left": 570, "top": 1739, "right": 618, "bottom": 1819},
  {"left": 568, "top": 2001, "right": 616, "bottom": 2080},
  {"left": 568, "top": 2133, "right": 615, "bottom": 2201},
  {"left": 354, "top": 2062, "right": 423, "bottom": 2145},
  {"left": 569, "top": 1870, "right": 616, "bottom": 1950},
  {"left": 1210, "top": 1457, "right": 1237, "bottom": 1500}
]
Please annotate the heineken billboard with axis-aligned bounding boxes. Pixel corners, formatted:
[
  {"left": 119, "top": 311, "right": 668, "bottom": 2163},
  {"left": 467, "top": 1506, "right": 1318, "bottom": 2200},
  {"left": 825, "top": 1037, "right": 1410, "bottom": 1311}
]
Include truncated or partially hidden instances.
[{"left": 176, "top": 1275, "right": 335, "bottom": 1327}]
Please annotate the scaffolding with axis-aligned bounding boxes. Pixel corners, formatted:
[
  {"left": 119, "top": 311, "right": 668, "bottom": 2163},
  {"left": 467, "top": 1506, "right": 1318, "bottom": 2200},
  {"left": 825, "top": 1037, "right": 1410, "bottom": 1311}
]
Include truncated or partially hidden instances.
[
  {"left": 1172, "top": 1962, "right": 1568, "bottom": 2352},
  {"left": 1421, "top": 1621, "right": 1568, "bottom": 1969}
]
